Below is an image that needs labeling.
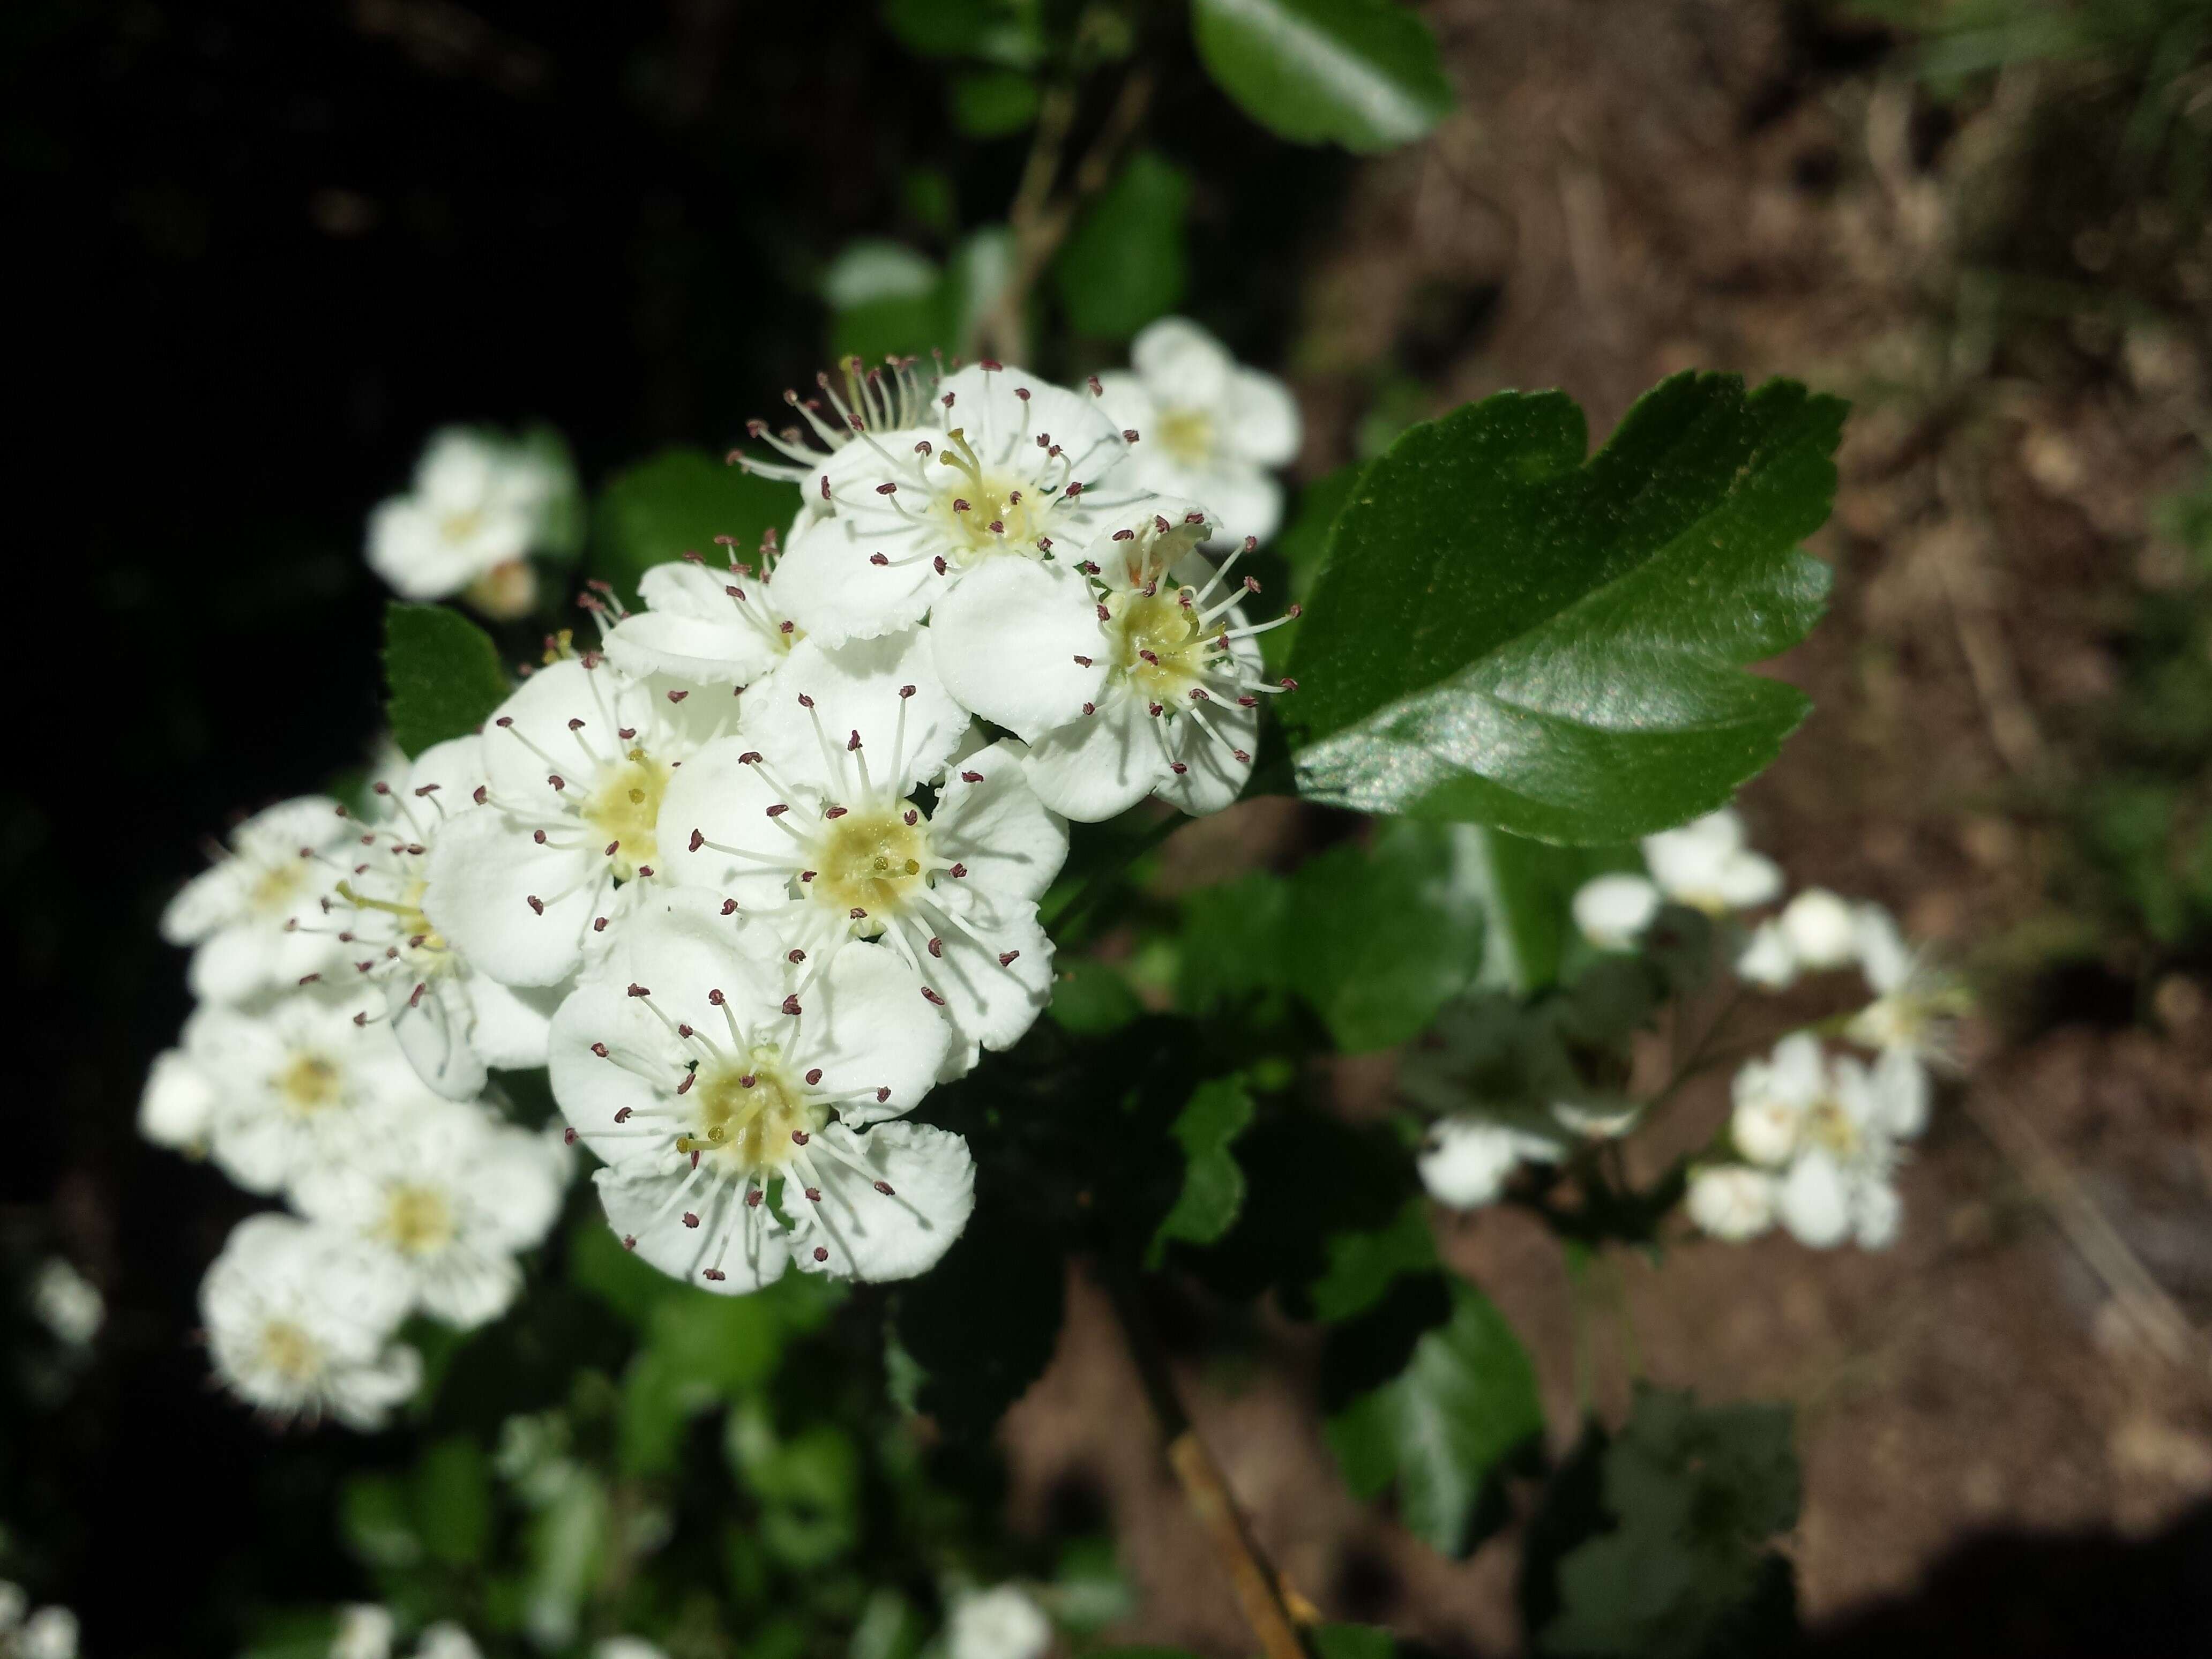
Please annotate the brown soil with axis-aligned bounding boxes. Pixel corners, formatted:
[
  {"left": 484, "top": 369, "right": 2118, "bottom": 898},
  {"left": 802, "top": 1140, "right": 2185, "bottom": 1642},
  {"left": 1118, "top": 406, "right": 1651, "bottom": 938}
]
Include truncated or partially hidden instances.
[{"left": 998, "top": 2, "right": 2212, "bottom": 1653}]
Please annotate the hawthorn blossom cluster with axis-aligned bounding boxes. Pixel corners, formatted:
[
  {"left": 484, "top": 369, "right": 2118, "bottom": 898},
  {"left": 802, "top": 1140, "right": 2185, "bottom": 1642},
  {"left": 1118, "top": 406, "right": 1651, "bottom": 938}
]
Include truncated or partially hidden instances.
[
  {"left": 1414, "top": 808, "right": 1960, "bottom": 1253},
  {"left": 150, "top": 323, "right": 1301, "bottom": 1419},
  {"left": 144, "top": 759, "right": 570, "bottom": 1429},
  {"left": 368, "top": 426, "right": 580, "bottom": 620},
  {"left": 0, "top": 1585, "right": 75, "bottom": 1659}
]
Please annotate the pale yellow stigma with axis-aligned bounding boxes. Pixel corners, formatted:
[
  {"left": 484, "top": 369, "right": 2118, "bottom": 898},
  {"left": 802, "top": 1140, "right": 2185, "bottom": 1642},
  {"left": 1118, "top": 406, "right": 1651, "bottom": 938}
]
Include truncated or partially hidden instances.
[
  {"left": 928, "top": 429, "right": 1045, "bottom": 561},
  {"left": 377, "top": 1186, "right": 457, "bottom": 1257},
  {"left": 583, "top": 749, "right": 672, "bottom": 881},
  {"left": 257, "top": 1319, "right": 324, "bottom": 1383},
  {"left": 248, "top": 860, "right": 308, "bottom": 916},
  {"left": 679, "top": 1052, "right": 825, "bottom": 1177},
  {"left": 1155, "top": 406, "right": 1215, "bottom": 466},
  {"left": 1107, "top": 588, "right": 1209, "bottom": 700},
  {"left": 276, "top": 1052, "right": 341, "bottom": 1116},
  {"left": 810, "top": 806, "right": 930, "bottom": 934},
  {"left": 1803, "top": 1097, "right": 1862, "bottom": 1160}
]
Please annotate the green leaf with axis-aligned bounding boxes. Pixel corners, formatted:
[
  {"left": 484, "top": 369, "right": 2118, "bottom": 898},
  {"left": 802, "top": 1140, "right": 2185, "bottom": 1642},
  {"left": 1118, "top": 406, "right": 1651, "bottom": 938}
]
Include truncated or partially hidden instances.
[
  {"left": 382, "top": 602, "right": 510, "bottom": 758},
  {"left": 727, "top": 1400, "right": 862, "bottom": 1569},
  {"left": 1183, "top": 820, "right": 1484, "bottom": 1051},
  {"left": 413, "top": 1436, "right": 492, "bottom": 1566},
  {"left": 1312, "top": 1627, "right": 1398, "bottom": 1659},
  {"left": 890, "top": 1204, "right": 1065, "bottom": 1440},
  {"left": 826, "top": 229, "right": 1019, "bottom": 364},
  {"left": 1049, "top": 957, "right": 1146, "bottom": 1035},
  {"left": 951, "top": 69, "right": 1041, "bottom": 136},
  {"left": 1191, "top": 0, "right": 1453, "bottom": 153},
  {"left": 1054, "top": 152, "right": 1191, "bottom": 340},
  {"left": 1286, "top": 375, "right": 1844, "bottom": 844},
  {"left": 1529, "top": 1388, "right": 1800, "bottom": 1659},
  {"left": 1309, "top": 1198, "right": 1437, "bottom": 1321},
  {"left": 1147, "top": 1075, "right": 1257, "bottom": 1266},
  {"left": 1265, "top": 464, "right": 1365, "bottom": 669},
  {"left": 1325, "top": 1280, "right": 1545, "bottom": 1556},
  {"left": 590, "top": 449, "right": 801, "bottom": 606},
  {"left": 881, "top": 0, "right": 1042, "bottom": 66}
]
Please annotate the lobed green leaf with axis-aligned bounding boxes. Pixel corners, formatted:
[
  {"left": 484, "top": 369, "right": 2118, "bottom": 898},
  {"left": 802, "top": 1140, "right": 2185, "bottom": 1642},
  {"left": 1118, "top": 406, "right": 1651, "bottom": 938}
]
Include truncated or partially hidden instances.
[
  {"left": 1191, "top": 0, "right": 1453, "bottom": 153},
  {"left": 1146, "top": 1075, "right": 1257, "bottom": 1266},
  {"left": 1286, "top": 374, "right": 1845, "bottom": 844}
]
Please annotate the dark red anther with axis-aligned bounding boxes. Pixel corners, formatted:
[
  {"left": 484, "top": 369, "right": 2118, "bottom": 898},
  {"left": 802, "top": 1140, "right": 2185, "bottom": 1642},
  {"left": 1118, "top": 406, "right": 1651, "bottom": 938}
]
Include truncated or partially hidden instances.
[
  {"left": 563, "top": 1127, "right": 577, "bottom": 1144},
  {"left": 667, "top": 687, "right": 689, "bottom": 703},
  {"left": 1171, "top": 762, "right": 1189, "bottom": 774},
  {"left": 876, "top": 1086, "right": 892, "bottom": 1102},
  {"left": 947, "top": 862, "right": 967, "bottom": 878},
  {"left": 1154, "top": 515, "right": 1171, "bottom": 534},
  {"left": 704, "top": 1267, "right": 726, "bottom": 1281},
  {"left": 1112, "top": 528, "right": 1134, "bottom": 541},
  {"left": 1064, "top": 481, "right": 1083, "bottom": 497},
  {"left": 473, "top": 785, "right": 488, "bottom": 804},
  {"left": 618, "top": 727, "right": 636, "bottom": 739},
  {"left": 998, "top": 950, "right": 1020, "bottom": 967},
  {"left": 1280, "top": 677, "right": 1298, "bottom": 691},
  {"left": 796, "top": 692, "right": 814, "bottom": 709},
  {"left": 623, "top": 1235, "right": 637, "bottom": 1250},
  {"left": 683, "top": 1213, "right": 700, "bottom": 1229},
  {"left": 591, "top": 1042, "right": 609, "bottom": 1057},
  {"left": 746, "top": 1190, "right": 763, "bottom": 1207},
  {"left": 1087, "top": 375, "right": 1103, "bottom": 395},
  {"left": 921, "top": 987, "right": 946, "bottom": 1006},
  {"left": 1097, "top": 604, "right": 1111, "bottom": 621},
  {"left": 804, "top": 1067, "right": 823, "bottom": 1085},
  {"left": 812, "top": 1246, "right": 828, "bottom": 1262},
  {"left": 594, "top": 916, "right": 609, "bottom": 931},
  {"left": 870, "top": 553, "right": 888, "bottom": 565},
  {"left": 933, "top": 556, "right": 947, "bottom": 574},
  {"left": 707, "top": 989, "right": 726, "bottom": 1005},
  {"left": 960, "top": 769, "right": 983, "bottom": 783},
  {"left": 799, "top": 869, "right": 816, "bottom": 882},
  {"left": 1082, "top": 701, "right": 1096, "bottom": 715},
  {"left": 874, "top": 1180, "right": 895, "bottom": 1195},
  {"left": 548, "top": 774, "right": 566, "bottom": 791},
  {"left": 721, "top": 898, "right": 739, "bottom": 916},
  {"left": 1288, "top": 603, "right": 1304, "bottom": 618},
  {"left": 928, "top": 937, "right": 943, "bottom": 958},
  {"left": 792, "top": 1130, "right": 810, "bottom": 1146},
  {"left": 526, "top": 895, "right": 544, "bottom": 914},
  {"left": 787, "top": 948, "right": 805, "bottom": 963},
  {"left": 766, "top": 803, "right": 789, "bottom": 818},
  {"left": 781, "top": 994, "right": 802, "bottom": 1016},
  {"left": 627, "top": 983, "right": 650, "bottom": 998},
  {"left": 738, "top": 750, "right": 763, "bottom": 764},
  {"left": 820, "top": 473, "right": 831, "bottom": 500},
  {"left": 409, "top": 981, "right": 427, "bottom": 1008},
  {"left": 676, "top": 1072, "right": 694, "bottom": 1094},
  {"left": 604, "top": 840, "right": 620, "bottom": 858},
  {"left": 847, "top": 729, "right": 862, "bottom": 751},
  {"left": 496, "top": 716, "right": 514, "bottom": 728},
  {"left": 614, "top": 1106, "right": 632, "bottom": 1122},
  {"left": 533, "top": 829, "right": 548, "bottom": 844},
  {"left": 848, "top": 906, "right": 867, "bottom": 920},
  {"left": 902, "top": 809, "right": 918, "bottom": 826},
  {"left": 979, "top": 357, "right": 1002, "bottom": 371},
  {"left": 876, "top": 482, "right": 898, "bottom": 495},
  {"left": 568, "top": 717, "right": 586, "bottom": 730}
]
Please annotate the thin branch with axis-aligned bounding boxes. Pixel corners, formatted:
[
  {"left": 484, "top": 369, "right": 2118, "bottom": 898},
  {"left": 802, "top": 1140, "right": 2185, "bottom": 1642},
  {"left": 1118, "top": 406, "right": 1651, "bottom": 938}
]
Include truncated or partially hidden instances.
[{"left": 1104, "top": 1271, "right": 1314, "bottom": 1659}]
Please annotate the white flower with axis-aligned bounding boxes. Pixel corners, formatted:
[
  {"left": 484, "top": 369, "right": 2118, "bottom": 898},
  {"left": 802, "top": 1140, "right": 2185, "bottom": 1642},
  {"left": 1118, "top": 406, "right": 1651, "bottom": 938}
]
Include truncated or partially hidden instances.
[
  {"left": 947, "top": 1586, "right": 1053, "bottom": 1659},
  {"left": 1778, "top": 887, "right": 1857, "bottom": 969},
  {"left": 292, "top": 1096, "right": 566, "bottom": 1328},
  {"left": 10, "top": 1609, "right": 76, "bottom": 1659},
  {"left": 661, "top": 634, "right": 1064, "bottom": 1070},
  {"left": 1095, "top": 317, "right": 1302, "bottom": 547},
  {"left": 593, "top": 1641, "right": 670, "bottom": 1659},
  {"left": 367, "top": 428, "right": 571, "bottom": 613},
  {"left": 331, "top": 1605, "right": 395, "bottom": 1659},
  {"left": 1728, "top": 1032, "right": 1826, "bottom": 1167},
  {"left": 179, "top": 986, "right": 451, "bottom": 1196},
  {"left": 1571, "top": 872, "right": 1662, "bottom": 951},
  {"left": 1640, "top": 809, "right": 1781, "bottom": 914},
  {"left": 1416, "top": 1112, "right": 1567, "bottom": 1209},
  {"left": 1733, "top": 920, "right": 1798, "bottom": 989},
  {"left": 601, "top": 544, "right": 799, "bottom": 687},
  {"left": 322, "top": 737, "right": 563, "bottom": 1100},
  {"left": 934, "top": 505, "right": 1284, "bottom": 820},
  {"left": 411, "top": 1625, "right": 482, "bottom": 1659},
  {"left": 162, "top": 795, "right": 351, "bottom": 1003},
  {"left": 424, "top": 656, "right": 736, "bottom": 989},
  {"left": 751, "top": 360, "right": 1145, "bottom": 647},
  {"left": 1845, "top": 902, "right": 1959, "bottom": 1066},
  {"left": 548, "top": 892, "right": 969, "bottom": 1292},
  {"left": 28, "top": 1259, "right": 102, "bottom": 1348},
  {"left": 200, "top": 1213, "right": 421, "bottom": 1428},
  {"left": 1840, "top": 1044, "right": 1931, "bottom": 1141},
  {"left": 139, "top": 1045, "right": 219, "bottom": 1152},
  {"left": 0, "top": 1587, "right": 22, "bottom": 1634},
  {"left": 1686, "top": 1165, "right": 1777, "bottom": 1242},
  {"left": 1772, "top": 1053, "right": 1903, "bottom": 1251}
]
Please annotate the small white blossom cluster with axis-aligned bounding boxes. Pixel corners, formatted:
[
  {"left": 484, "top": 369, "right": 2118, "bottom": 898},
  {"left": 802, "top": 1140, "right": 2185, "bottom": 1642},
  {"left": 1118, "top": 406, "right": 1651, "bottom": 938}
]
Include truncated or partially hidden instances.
[
  {"left": 0, "top": 1585, "right": 76, "bottom": 1659},
  {"left": 1567, "top": 806, "right": 1960, "bottom": 1250},
  {"left": 945, "top": 1585, "right": 1053, "bottom": 1659},
  {"left": 368, "top": 428, "right": 580, "bottom": 619},
  {"left": 146, "top": 758, "right": 569, "bottom": 1429},
  {"left": 154, "top": 328, "right": 1300, "bottom": 1360}
]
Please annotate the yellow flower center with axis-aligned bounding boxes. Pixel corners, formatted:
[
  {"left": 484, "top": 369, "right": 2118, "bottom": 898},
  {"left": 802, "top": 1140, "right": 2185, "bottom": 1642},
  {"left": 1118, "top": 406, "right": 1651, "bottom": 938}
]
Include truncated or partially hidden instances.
[
  {"left": 439, "top": 507, "right": 486, "bottom": 544},
  {"left": 810, "top": 806, "right": 930, "bottom": 934},
  {"left": 1108, "top": 588, "right": 1209, "bottom": 700},
  {"left": 582, "top": 750, "right": 672, "bottom": 881},
  {"left": 378, "top": 1185, "right": 457, "bottom": 1257},
  {"left": 337, "top": 877, "right": 446, "bottom": 960},
  {"left": 927, "top": 429, "right": 1045, "bottom": 562},
  {"left": 249, "top": 860, "right": 307, "bottom": 916},
  {"left": 276, "top": 1052, "right": 341, "bottom": 1116},
  {"left": 679, "top": 1052, "right": 825, "bottom": 1178},
  {"left": 1804, "top": 1098, "right": 1861, "bottom": 1159},
  {"left": 257, "top": 1319, "right": 324, "bottom": 1382},
  {"left": 1155, "top": 406, "right": 1215, "bottom": 465}
]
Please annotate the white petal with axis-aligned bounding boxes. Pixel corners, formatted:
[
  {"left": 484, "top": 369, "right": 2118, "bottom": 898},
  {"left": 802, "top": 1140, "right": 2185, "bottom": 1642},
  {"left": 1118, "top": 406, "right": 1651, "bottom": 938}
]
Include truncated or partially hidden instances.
[
  {"left": 140, "top": 1048, "right": 217, "bottom": 1149},
  {"left": 913, "top": 896, "right": 1055, "bottom": 1056},
  {"left": 929, "top": 739, "right": 1070, "bottom": 906},
  {"left": 1221, "top": 367, "right": 1302, "bottom": 468},
  {"left": 405, "top": 736, "right": 488, "bottom": 804},
  {"left": 1686, "top": 1165, "right": 1776, "bottom": 1241},
  {"left": 1092, "top": 371, "right": 1157, "bottom": 436},
  {"left": 1777, "top": 1153, "right": 1852, "bottom": 1248},
  {"left": 1418, "top": 1117, "right": 1555, "bottom": 1209},
  {"left": 745, "top": 632, "right": 968, "bottom": 795},
  {"left": 161, "top": 861, "right": 248, "bottom": 945},
  {"left": 1179, "top": 462, "right": 1283, "bottom": 548},
  {"left": 186, "top": 921, "right": 339, "bottom": 1005},
  {"left": 1871, "top": 1047, "right": 1931, "bottom": 1139},
  {"left": 1020, "top": 687, "right": 1170, "bottom": 821},
  {"left": 1852, "top": 902, "right": 1914, "bottom": 993},
  {"left": 1131, "top": 317, "right": 1233, "bottom": 408},
  {"left": 416, "top": 1250, "right": 523, "bottom": 1328},
  {"left": 1153, "top": 689, "right": 1259, "bottom": 817},
  {"left": 1733, "top": 920, "right": 1799, "bottom": 989},
  {"left": 462, "top": 974, "right": 563, "bottom": 1070},
  {"left": 1852, "top": 1179, "right": 1903, "bottom": 1250},
  {"left": 387, "top": 976, "right": 489, "bottom": 1101},
  {"left": 794, "top": 1121, "right": 974, "bottom": 1281},
  {"left": 1572, "top": 873, "right": 1662, "bottom": 951},
  {"left": 1778, "top": 888, "right": 1857, "bottom": 969},
  {"left": 655, "top": 735, "right": 807, "bottom": 903},
  {"left": 477, "top": 658, "right": 653, "bottom": 803},
  {"left": 773, "top": 493, "right": 943, "bottom": 647},
  {"left": 595, "top": 1166, "right": 791, "bottom": 1294},
  {"left": 929, "top": 557, "right": 1109, "bottom": 735},
  {"left": 806, "top": 944, "right": 955, "bottom": 1124},
  {"left": 1713, "top": 850, "right": 1784, "bottom": 909},
  {"left": 423, "top": 806, "right": 601, "bottom": 987}
]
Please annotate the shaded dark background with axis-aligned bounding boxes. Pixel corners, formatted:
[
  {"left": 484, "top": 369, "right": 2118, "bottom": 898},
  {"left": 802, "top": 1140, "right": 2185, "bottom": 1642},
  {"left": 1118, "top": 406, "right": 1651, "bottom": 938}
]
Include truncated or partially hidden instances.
[{"left": 5, "top": 3, "right": 1333, "bottom": 1651}]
